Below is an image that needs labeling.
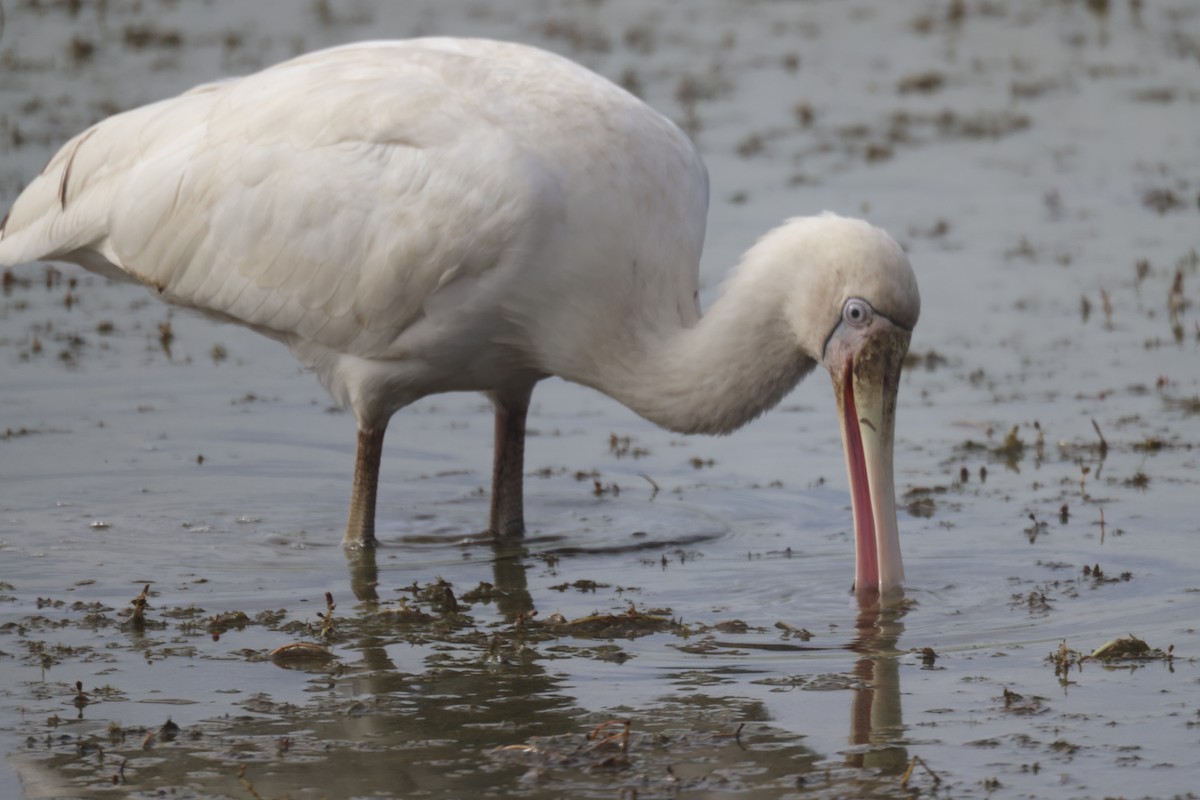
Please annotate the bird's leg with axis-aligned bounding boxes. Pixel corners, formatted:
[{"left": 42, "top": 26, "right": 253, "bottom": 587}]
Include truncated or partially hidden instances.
[
  {"left": 489, "top": 386, "right": 533, "bottom": 537},
  {"left": 344, "top": 427, "right": 386, "bottom": 548}
]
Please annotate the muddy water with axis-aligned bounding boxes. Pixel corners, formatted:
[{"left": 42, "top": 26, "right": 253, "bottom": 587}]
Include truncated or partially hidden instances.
[{"left": 2, "top": 1, "right": 1198, "bottom": 797}]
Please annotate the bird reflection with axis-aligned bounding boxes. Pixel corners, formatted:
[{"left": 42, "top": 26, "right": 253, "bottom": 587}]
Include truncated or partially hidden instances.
[
  {"left": 341, "top": 528, "right": 911, "bottom": 782},
  {"left": 342, "top": 528, "right": 536, "bottom": 617},
  {"left": 845, "top": 599, "right": 909, "bottom": 774},
  {"left": 488, "top": 536, "right": 536, "bottom": 619},
  {"left": 345, "top": 546, "right": 382, "bottom": 603}
]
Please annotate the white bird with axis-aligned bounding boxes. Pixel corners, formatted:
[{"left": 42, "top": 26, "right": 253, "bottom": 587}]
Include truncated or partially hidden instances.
[{"left": 0, "top": 38, "right": 919, "bottom": 597}]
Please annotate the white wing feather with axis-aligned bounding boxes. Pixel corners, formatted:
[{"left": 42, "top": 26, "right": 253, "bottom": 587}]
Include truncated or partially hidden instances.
[
  {"left": 0, "top": 39, "right": 708, "bottom": 419},
  {"left": 1, "top": 42, "right": 549, "bottom": 359}
]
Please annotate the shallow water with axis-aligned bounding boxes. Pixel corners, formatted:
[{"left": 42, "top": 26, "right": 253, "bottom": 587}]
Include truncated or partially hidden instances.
[{"left": 2, "top": 1, "right": 1199, "bottom": 797}]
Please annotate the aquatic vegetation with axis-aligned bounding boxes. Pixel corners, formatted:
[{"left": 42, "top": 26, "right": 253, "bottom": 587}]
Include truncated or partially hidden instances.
[{"left": 1049, "top": 635, "right": 1176, "bottom": 680}]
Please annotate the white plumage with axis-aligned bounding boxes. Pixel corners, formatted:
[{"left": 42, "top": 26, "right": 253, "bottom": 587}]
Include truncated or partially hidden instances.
[{"left": 0, "top": 38, "right": 919, "bottom": 597}]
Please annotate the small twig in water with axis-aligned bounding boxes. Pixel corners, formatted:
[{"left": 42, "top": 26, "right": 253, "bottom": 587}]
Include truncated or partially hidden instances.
[
  {"left": 237, "top": 764, "right": 265, "bottom": 800},
  {"left": 637, "top": 472, "right": 659, "bottom": 500},
  {"left": 586, "top": 719, "right": 631, "bottom": 753},
  {"left": 900, "top": 754, "right": 941, "bottom": 788},
  {"left": 1091, "top": 419, "right": 1108, "bottom": 459}
]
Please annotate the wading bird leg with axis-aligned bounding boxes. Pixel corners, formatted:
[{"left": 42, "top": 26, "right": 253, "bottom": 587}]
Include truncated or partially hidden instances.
[
  {"left": 344, "top": 427, "right": 386, "bottom": 548},
  {"left": 489, "top": 385, "right": 533, "bottom": 537}
]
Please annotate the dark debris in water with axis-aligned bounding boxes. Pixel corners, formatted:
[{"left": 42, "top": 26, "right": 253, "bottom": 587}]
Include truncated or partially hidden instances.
[
  {"left": 902, "top": 348, "right": 950, "bottom": 370},
  {"left": 534, "top": 606, "right": 683, "bottom": 640},
  {"left": 1164, "top": 394, "right": 1200, "bottom": 416},
  {"left": 489, "top": 714, "right": 835, "bottom": 796},
  {"left": 903, "top": 485, "right": 947, "bottom": 518},
  {"left": 207, "top": 609, "right": 252, "bottom": 635},
  {"left": 1081, "top": 563, "right": 1133, "bottom": 584},
  {"left": 547, "top": 578, "right": 611, "bottom": 593},
  {"left": 268, "top": 641, "right": 335, "bottom": 666},
  {"left": 1048, "top": 635, "right": 1178, "bottom": 680},
  {"left": 751, "top": 673, "right": 869, "bottom": 691}
]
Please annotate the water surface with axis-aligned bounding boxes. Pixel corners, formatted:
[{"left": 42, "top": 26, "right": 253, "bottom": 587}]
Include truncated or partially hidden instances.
[{"left": 2, "top": 1, "right": 1198, "bottom": 797}]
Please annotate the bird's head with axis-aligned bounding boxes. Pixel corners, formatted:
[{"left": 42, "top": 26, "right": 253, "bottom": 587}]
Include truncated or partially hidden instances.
[{"left": 764, "top": 214, "right": 920, "bottom": 601}]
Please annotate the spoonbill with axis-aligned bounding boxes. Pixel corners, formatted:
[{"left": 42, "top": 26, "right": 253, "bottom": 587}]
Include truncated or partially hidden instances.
[{"left": 0, "top": 38, "right": 919, "bottom": 596}]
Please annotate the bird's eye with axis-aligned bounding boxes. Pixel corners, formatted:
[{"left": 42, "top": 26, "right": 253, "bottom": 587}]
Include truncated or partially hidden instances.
[{"left": 842, "top": 298, "right": 873, "bottom": 328}]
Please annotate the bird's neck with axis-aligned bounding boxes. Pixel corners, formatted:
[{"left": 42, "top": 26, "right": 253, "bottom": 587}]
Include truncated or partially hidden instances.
[{"left": 598, "top": 266, "right": 818, "bottom": 435}]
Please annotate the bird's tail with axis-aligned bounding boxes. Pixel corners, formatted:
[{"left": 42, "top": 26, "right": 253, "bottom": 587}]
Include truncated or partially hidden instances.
[
  {"left": 0, "top": 122, "right": 114, "bottom": 270},
  {"left": 1, "top": 81, "right": 226, "bottom": 284}
]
